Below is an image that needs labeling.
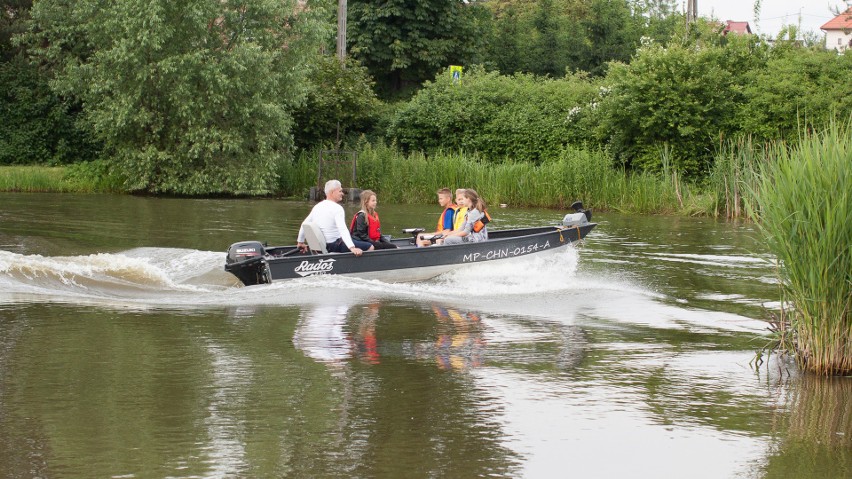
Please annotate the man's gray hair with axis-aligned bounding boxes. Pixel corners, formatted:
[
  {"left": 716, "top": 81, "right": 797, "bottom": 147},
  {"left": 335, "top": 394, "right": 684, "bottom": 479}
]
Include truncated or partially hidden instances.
[{"left": 324, "top": 179, "right": 342, "bottom": 196}]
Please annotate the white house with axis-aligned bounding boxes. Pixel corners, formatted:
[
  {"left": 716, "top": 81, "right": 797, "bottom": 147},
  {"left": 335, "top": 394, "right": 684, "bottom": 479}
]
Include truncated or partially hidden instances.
[{"left": 821, "top": 7, "right": 852, "bottom": 53}]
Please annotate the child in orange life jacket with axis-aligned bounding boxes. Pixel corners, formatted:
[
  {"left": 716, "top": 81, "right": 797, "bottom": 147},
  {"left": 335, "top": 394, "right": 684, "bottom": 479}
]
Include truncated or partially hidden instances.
[
  {"left": 350, "top": 190, "right": 398, "bottom": 250},
  {"left": 417, "top": 187, "right": 458, "bottom": 247}
]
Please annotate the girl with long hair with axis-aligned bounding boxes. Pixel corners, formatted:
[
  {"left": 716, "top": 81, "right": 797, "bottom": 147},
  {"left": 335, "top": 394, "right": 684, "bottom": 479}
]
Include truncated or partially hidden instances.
[
  {"left": 443, "top": 189, "right": 489, "bottom": 244},
  {"left": 350, "top": 190, "right": 398, "bottom": 250}
]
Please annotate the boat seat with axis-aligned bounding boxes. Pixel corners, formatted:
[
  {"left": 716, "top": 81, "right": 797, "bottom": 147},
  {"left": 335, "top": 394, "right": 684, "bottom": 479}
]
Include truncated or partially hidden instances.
[{"left": 301, "top": 222, "right": 328, "bottom": 254}]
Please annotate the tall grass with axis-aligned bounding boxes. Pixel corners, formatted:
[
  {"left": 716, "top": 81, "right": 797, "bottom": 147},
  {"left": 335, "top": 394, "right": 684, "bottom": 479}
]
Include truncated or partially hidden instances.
[
  {"left": 708, "top": 137, "right": 776, "bottom": 220},
  {"left": 285, "top": 142, "right": 690, "bottom": 213},
  {"left": 0, "top": 166, "right": 70, "bottom": 192},
  {"left": 0, "top": 162, "right": 125, "bottom": 193},
  {"left": 750, "top": 120, "right": 852, "bottom": 375}
]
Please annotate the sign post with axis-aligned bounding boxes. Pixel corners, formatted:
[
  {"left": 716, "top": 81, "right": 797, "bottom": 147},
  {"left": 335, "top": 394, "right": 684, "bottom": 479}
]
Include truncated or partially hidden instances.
[{"left": 450, "top": 65, "right": 463, "bottom": 85}]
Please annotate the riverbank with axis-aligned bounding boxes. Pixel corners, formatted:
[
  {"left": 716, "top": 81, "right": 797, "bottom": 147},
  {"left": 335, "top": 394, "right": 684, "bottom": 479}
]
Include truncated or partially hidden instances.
[
  {"left": 0, "top": 145, "right": 715, "bottom": 216},
  {"left": 0, "top": 127, "right": 832, "bottom": 221}
]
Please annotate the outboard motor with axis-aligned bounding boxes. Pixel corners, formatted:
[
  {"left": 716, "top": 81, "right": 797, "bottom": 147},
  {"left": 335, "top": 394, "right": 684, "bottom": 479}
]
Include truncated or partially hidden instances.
[
  {"left": 226, "top": 241, "right": 265, "bottom": 265},
  {"left": 225, "top": 241, "right": 270, "bottom": 286},
  {"left": 563, "top": 201, "right": 593, "bottom": 227}
]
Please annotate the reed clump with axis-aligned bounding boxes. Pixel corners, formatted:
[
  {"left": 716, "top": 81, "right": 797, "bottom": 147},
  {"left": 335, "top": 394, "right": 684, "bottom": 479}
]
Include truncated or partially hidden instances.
[
  {"left": 289, "top": 142, "right": 689, "bottom": 214},
  {"left": 751, "top": 120, "right": 852, "bottom": 375},
  {"left": 708, "top": 137, "right": 768, "bottom": 220}
]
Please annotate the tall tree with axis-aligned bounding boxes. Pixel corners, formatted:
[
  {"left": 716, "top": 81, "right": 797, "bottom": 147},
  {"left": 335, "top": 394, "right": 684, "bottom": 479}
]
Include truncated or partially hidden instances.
[
  {"left": 579, "top": 0, "right": 641, "bottom": 75},
  {"left": 1, "top": 0, "right": 98, "bottom": 165},
  {"left": 347, "top": 0, "right": 488, "bottom": 98},
  {"left": 24, "top": 0, "right": 327, "bottom": 194}
]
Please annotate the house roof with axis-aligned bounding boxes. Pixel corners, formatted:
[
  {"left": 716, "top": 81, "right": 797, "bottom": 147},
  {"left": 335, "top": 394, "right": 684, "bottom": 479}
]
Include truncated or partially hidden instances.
[
  {"left": 821, "top": 8, "right": 852, "bottom": 31},
  {"left": 724, "top": 20, "right": 752, "bottom": 34}
]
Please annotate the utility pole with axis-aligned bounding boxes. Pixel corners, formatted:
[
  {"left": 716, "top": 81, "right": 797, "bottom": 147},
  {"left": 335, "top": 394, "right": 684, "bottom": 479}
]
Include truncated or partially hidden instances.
[{"left": 337, "top": 0, "right": 347, "bottom": 64}]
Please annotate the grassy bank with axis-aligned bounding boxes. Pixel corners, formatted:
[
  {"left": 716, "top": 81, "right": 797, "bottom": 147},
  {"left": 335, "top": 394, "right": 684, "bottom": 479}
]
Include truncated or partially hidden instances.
[
  {"left": 0, "top": 162, "right": 124, "bottom": 193},
  {"left": 0, "top": 166, "right": 72, "bottom": 192},
  {"left": 751, "top": 120, "right": 851, "bottom": 375},
  {"left": 0, "top": 144, "right": 724, "bottom": 215}
]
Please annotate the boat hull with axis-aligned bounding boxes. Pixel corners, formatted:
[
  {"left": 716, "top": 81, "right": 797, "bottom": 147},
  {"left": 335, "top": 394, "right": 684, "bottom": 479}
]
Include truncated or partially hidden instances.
[{"left": 225, "top": 224, "right": 595, "bottom": 285}]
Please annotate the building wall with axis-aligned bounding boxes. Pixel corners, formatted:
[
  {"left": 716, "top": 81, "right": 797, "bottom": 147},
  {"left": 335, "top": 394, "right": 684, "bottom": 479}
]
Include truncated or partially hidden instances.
[{"left": 825, "top": 30, "right": 852, "bottom": 53}]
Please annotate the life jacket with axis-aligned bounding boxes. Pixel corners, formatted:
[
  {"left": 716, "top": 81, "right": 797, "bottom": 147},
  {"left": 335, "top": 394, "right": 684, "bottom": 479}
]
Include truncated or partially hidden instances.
[
  {"left": 350, "top": 210, "right": 382, "bottom": 241},
  {"left": 437, "top": 204, "right": 458, "bottom": 231},
  {"left": 472, "top": 211, "right": 491, "bottom": 233},
  {"left": 453, "top": 207, "right": 468, "bottom": 231}
]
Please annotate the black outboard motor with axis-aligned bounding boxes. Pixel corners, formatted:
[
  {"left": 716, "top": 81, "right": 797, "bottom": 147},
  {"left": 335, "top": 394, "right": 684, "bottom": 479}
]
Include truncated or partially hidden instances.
[
  {"left": 226, "top": 241, "right": 264, "bottom": 265},
  {"left": 225, "top": 241, "right": 269, "bottom": 286}
]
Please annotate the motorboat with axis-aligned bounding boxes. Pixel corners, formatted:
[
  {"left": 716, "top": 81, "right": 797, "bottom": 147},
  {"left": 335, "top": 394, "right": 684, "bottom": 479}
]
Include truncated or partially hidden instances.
[{"left": 225, "top": 204, "right": 596, "bottom": 285}]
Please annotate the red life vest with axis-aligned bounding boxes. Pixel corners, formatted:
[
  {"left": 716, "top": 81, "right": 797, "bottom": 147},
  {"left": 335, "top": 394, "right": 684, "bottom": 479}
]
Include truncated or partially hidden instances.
[
  {"left": 350, "top": 211, "right": 382, "bottom": 241},
  {"left": 437, "top": 204, "right": 459, "bottom": 231}
]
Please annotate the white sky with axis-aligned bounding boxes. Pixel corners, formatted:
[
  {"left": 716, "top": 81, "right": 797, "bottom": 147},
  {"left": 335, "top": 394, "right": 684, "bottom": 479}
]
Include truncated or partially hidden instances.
[{"left": 697, "top": 0, "right": 849, "bottom": 36}]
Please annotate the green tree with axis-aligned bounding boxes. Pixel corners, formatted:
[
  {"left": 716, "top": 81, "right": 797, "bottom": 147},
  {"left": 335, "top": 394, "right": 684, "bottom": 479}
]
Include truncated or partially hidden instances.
[
  {"left": 347, "top": 0, "right": 488, "bottom": 98},
  {"left": 484, "top": 3, "right": 523, "bottom": 74},
  {"left": 24, "top": 0, "right": 326, "bottom": 194},
  {"left": 594, "top": 41, "right": 739, "bottom": 176},
  {"left": 1, "top": 0, "right": 98, "bottom": 165},
  {"left": 2, "top": 0, "right": 31, "bottom": 61},
  {"left": 633, "top": 0, "right": 682, "bottom": 45},
  {"left": 292, "top": 55, "right": 380, "bottom": 150},
  {"left": 578, "top": 0, "right": 642, "bottom": 76},
  {"left": 0, "top": 56, "right": 99, "bottom": 165}
]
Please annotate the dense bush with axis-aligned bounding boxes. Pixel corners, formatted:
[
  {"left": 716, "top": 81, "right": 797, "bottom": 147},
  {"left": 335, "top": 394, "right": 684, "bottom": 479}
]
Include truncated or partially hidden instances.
[
  {"left": 0, "top": 56, "right": 100, "bottom": 165},
  {"left": 388, "top": 66, "right": 599, "bottom": 163},
  {"left": 740, "top": 47, "right": 852, "bottom": 141},
  {"left": 592, "top": 40, "right": 743, "bottom": 176}
]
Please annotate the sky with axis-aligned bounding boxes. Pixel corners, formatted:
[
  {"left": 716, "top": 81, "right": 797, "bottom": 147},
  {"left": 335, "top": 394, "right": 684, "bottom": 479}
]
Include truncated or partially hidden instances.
[{"left": 697, "top": 0, "right": 849, "bottom": 37}]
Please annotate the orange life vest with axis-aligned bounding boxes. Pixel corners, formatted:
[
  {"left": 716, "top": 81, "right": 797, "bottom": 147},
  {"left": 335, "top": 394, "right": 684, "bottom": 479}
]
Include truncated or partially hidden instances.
[
  {"left": 437, "top": 204, "right": 459, "bottom": 231},
  {"left": 472, "top": 211, "right": 491, "bottom": 233}
]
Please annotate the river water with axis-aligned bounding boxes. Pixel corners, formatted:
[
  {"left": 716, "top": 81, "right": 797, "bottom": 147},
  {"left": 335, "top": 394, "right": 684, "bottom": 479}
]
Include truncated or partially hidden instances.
[{"left": 0, "top": 192, "right": 850, "bottom": 478}]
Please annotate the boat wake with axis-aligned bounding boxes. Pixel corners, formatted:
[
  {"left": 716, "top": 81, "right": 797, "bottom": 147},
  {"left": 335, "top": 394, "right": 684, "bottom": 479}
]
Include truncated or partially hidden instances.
[
  {"left": 0, "top": 246, "right": 766, "bottom": 333},
  {"left": 0, "top": 246, "right": 602, "bottom": 305},
  {"left": 0, "top": 248, "right": 233, "bottom": 304}
]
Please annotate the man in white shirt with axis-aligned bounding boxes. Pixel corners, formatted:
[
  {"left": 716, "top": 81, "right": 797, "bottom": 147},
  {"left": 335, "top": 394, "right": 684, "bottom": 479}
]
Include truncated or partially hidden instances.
[{"left": 296, "top": 180, "right": 373, "bottom": 256}]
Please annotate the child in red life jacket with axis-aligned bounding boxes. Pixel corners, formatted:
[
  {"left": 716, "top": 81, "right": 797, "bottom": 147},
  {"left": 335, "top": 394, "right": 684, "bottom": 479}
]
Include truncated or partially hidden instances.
[{"left": 350, "top": 190, "right": 398, "bottom": 250}]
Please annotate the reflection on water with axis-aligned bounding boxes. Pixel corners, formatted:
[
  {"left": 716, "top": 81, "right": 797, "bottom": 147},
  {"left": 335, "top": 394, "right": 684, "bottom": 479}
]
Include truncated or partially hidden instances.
[
  {"left": 430, "top": 305, "right": 485, "bottom": 371},
  {"left": 763, "top": 374, "right": 852, "bottom": 478},
  {"left": 2, "top": 193, "right": 852, "bottom": 478},
  {"left": 294, "top": 304, "right": 354, "bottom": 364}
]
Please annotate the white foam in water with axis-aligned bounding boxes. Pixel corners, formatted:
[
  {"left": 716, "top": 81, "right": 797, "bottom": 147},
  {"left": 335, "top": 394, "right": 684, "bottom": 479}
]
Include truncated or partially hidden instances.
[
  {"left": 0, "top": 246, "right": 769, "bottom": 334},
  {"left": 0, "top": 248, "right": 230, "bottom": 304}
]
